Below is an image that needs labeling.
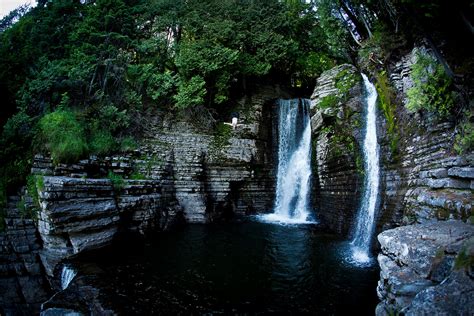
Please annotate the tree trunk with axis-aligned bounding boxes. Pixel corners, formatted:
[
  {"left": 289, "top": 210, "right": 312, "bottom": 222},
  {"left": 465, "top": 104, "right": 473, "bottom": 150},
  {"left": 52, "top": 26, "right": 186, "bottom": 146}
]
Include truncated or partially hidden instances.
[{"left": 338, "top": 0, "right": 368, "bottom": 40}]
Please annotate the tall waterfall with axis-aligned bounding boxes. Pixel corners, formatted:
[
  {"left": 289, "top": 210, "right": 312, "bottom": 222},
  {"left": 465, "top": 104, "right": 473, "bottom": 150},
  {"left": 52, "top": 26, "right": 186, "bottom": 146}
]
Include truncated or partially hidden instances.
[
  {"left": 61, "top": 264, "right": 77, "bottom": 290},
  {"left": 350, "top": 74, "right": 380, "bottom": 264},
  {"left": 261, "top": 99, "right": 313, "bottom": 224}
]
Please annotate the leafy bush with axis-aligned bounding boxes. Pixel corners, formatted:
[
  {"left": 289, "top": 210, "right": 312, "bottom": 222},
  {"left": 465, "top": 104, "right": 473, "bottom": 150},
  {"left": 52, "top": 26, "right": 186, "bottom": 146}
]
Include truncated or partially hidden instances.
[
  {"left": 89, "top": 128, "right": 117, "bottom": 156},
  {"left": 107, "top": 171, "right": 125, "bottom": 193},
  {"left": 174, "top": 76, "right": 206, "bottom": 109},
  {"left": 120, "top": 136, "right": 138, "bottom": 152},
  {"left": 406, "top": 52, "right": 455, "bottom": 118},
  {"left": 0, "top": 110, "right": 33, "bottom": 195},
  {"left": 26, "top": 175, "right": 41, "bottom": 209},
  {"left": 335, "top": 68, "right": 360, "bottom": 95},
  {"left": 319, "top": 95, "right": 339, "bottom": 109},
  {"left": 454, "top": 116, "right": 474, "bottom": 155},
  {"left": 38, "top": 109, "right": 88, "bottom": 163}
]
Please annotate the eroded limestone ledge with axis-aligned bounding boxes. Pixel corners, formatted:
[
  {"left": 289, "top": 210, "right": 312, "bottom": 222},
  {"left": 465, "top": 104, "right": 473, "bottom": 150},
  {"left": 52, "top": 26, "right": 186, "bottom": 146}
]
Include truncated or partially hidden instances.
[
  {"left": 37, "top": 176, "right": 180, "bottom": 276},
  {"left": 376, "top": 220, "right": 474, "bottom": 315}
]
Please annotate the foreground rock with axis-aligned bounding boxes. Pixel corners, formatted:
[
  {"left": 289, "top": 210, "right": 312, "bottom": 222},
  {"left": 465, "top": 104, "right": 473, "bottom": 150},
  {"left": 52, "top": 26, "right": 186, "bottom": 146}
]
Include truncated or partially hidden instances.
[{"left": 376, "top": 220, "right": 474, "bottom": 315}]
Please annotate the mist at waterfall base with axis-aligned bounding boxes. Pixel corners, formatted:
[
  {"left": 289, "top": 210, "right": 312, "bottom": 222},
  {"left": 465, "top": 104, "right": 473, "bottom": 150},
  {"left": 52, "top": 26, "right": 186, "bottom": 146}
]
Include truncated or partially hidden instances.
[
  {"left": 349, "top": 74, "right": 381, "bottom": 266},
  {"left": 259, "top": 99, "right": 316, "bottom": 225},
  {"left": 70, "top": 223, "right": 379, "bottom": 314}
]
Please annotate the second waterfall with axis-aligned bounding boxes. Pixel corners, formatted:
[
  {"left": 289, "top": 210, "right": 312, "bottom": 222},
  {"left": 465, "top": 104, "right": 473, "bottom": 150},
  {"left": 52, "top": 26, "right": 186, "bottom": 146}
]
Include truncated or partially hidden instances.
[
  {"left": 262, "top": 99, "right": 313, "bottom": 223},
  {"left": 350, "top": 74, "right": 380, "bottom": 264}
]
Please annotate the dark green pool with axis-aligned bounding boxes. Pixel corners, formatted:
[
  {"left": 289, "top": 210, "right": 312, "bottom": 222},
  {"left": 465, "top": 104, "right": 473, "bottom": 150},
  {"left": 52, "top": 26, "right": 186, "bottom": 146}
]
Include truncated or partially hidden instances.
[{"left": 72, "top": 221, "right": 380, "bottom": 314}]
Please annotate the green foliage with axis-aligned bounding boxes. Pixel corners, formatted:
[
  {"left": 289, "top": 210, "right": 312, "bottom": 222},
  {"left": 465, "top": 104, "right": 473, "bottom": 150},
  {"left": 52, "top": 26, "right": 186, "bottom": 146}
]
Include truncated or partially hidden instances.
[
  {"left": 17, "top": 196, "right": 39, "bottom": 221},
  {"left": 26, "top": 175, "right": 41, "bottom": 209},
  {"left": 120, "top": 137, "right": 138, "bottom": 153},
  {"left": 406, "top": 52, "right": 455, "bottom": 118},
  {"left": 107, "top": 171, "right": 125, "bottom": 193},
  {"left": 358, "top": 22, "right": 405, "bottom": 71},
  {"left": 454, "top": 242, "right": 474, "bottom": 271},
  {"left": 210, "top": 123, "right": 233, "bottom": 158},
  {"left": 89, "top": 128, "right": 116, "bottom": 156},
  {"left": 36, "top": 174, "right": 44, "bottom": 191},
  {"left": 319, "top": 95, "right": 339, "bottom": 109},
  {"left": 174, "top": 76, "right": 206, "bottom": 109},
  {"left": 38, "top": 109, "right": 88, "bottom": 163},
  {"left": 17, "top": 175, "right": 40, "bottom": 220},
  {"left": 129, "top": 172, "right": 146, "bottom": 180},
  {"left": 296, "top": 51, "right": 336, "bottom": 87},
  {"left": 315, "top": 0, "right": 352, "bottom": 60},
  {"left": 335, "top": 68, "right": 360, "bottom": 95},
  {"left": 0, "top": 110, "right": 34, "bottom": 202},
  {"left": 375, "top": 70, "right": 399, "bottom": 156},
  {"left": 454, "top": 111, "right": 474, "bottom": 155}
]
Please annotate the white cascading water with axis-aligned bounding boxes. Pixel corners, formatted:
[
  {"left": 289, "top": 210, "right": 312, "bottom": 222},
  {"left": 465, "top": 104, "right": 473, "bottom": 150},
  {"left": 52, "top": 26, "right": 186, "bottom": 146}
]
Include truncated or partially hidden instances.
[
  {"left": 61, "top": 264, "right": 77, "bottom": 290},
  {"left": 261, "top": 99, "right": 313, "bottom": 224},
  {"left": 350, "top": 74, "right": 380, "bottom": 264}
]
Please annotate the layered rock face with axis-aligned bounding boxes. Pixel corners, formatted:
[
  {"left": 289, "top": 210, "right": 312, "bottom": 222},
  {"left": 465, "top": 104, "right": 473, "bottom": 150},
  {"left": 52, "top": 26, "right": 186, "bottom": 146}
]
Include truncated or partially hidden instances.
[
  {"left": 21, "top": 85, "right": 279, "bottom": 279},
  {"left": 311, "top": 49, "right": 473, "bottom": 314},
  {"left": 36, "top": 176, "right": 179, "bottom": 276},
  {"left": 310, "top": 64, "right": 365, "bottom": 234},
  {"left": 376, "top": 221, "right": 474, "bottom": 315},
  {"left": 312, "top": 48, "right": 473, "bottom": 235},
  {"left": 374, "top": 47, "right": 474, "bottom": 314},
  {"left": 0, "top": 196, "right": 50, "bottom": 314},
  {"left": 378, "top": 46, "right": 473, "bottom": 229},
  {"left": 125, "top": 85, "right": 279, "bottom": 223}
]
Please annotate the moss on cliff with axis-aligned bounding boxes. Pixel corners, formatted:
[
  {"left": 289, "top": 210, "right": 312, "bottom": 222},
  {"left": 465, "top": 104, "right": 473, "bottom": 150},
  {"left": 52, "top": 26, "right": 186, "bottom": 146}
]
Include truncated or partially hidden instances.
[{"left": 374, "top": 70, "right": 399, "bottom": 158}]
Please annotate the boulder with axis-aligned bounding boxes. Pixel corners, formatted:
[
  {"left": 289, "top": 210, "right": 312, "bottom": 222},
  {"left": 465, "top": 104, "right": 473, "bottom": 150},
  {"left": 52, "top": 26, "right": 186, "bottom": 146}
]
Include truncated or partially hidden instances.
[{"left": 376, "top": 221, "right": 474, "bottom": 315}]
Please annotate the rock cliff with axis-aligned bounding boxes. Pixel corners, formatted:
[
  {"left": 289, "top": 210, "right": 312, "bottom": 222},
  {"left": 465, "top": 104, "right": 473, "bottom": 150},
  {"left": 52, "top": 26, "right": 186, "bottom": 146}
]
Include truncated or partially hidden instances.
[
  {"left": 376, "top": 221, "right": 474, "bottom": 315},
  {"left": 15, "top": 86, "right": 280, "bottom": 280},
  {"left": 0, "top": 196, "right": 50, "bottom": 314},
  {"left": 378, "top": 46, "right": 473, "bottom": 229},
  {"left": 310, "top": 46, "right": 473, "bottom": 237},
  {"left": 310, "top": 64, "right": 365, "bottom": 234},
  {"left": 310, "top": 46, "right": 473, "bottom": 314}
]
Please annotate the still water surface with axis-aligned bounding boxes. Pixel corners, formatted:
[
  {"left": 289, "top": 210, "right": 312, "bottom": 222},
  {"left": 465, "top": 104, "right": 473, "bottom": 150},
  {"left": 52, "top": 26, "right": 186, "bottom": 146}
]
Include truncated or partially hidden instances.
[{"left": 74, "top": 221, "right": 379, "bottom": 314}]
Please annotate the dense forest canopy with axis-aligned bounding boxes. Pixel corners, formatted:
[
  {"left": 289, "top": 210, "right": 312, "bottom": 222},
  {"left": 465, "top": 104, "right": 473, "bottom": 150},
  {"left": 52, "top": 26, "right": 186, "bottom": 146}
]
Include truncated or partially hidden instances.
[{"left": 0, "top": 0, "right": 472, "bottom": 207}]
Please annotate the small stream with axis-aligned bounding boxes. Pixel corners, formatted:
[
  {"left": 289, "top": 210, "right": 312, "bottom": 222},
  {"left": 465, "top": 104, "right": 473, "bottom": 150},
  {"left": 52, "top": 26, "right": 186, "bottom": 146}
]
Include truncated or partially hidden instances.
[{"left": 71, "top": 222, "right": 379, "bottom": 314}]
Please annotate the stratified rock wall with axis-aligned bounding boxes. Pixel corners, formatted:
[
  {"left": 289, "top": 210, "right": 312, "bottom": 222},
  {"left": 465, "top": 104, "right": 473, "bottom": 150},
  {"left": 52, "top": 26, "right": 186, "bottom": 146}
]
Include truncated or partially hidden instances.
[
  {"left": 377, "top": 46, "right": 473, "bottom": 230},
  {"left": 311, "top": 48, "right": 473, "bottom": 236},
  {"left": 371, "top": 46, "right": 474, "bottom": 314},
  {"left": 0, "top": 196, "right": 50, "bottom": 314},
  {"left": 36, "top": 176, "right": 179, "bottom": 276},
  {"left": 310, "top": 64, "right": 365, "bottom": 235},
  {"left": 22, "top": 85, "right": 280, "bottom": 277},
  {"left": 376, "top": 221, "right": 474, "bottom": 315}
]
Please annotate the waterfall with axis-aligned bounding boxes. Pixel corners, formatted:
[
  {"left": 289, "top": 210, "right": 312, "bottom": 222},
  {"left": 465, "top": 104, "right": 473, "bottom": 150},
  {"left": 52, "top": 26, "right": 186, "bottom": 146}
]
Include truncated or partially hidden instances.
[
  {"left": 261, "top": 99, "right": 313, "bottom": 224},
  {"left": 61, "top": 264, "right": 77, "bottom": 290},
  {"left": 350, "top": 74, "right": 380, "bottom": 264}
]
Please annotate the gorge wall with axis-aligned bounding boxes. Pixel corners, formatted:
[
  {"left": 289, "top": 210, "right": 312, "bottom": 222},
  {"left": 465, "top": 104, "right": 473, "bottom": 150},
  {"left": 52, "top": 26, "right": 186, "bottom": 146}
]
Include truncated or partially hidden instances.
[
  {"left": 310, "top": 64, "right": 365, "bottom": 234},
  {"left": 0, "top": 86, "right": 284, "bottom": 314},
  {"left": 310, "top": 46, "right": 473, "bottom": 238},
  {"left": 310, "top": 46, "right": 473, "bottom": 314}
]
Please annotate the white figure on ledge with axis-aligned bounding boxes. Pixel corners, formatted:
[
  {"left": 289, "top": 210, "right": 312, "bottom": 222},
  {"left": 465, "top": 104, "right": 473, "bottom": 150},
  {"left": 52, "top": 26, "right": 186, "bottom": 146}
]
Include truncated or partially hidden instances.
[{"left": 224, "top": 111, "right": 242, "bottom": 130}]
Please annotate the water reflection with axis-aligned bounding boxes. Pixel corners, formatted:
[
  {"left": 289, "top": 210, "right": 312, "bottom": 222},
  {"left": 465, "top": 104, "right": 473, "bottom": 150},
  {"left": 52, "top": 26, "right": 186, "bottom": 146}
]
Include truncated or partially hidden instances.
[{"left": 71, "top": 222, "right": 379, "bottom": 314}]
